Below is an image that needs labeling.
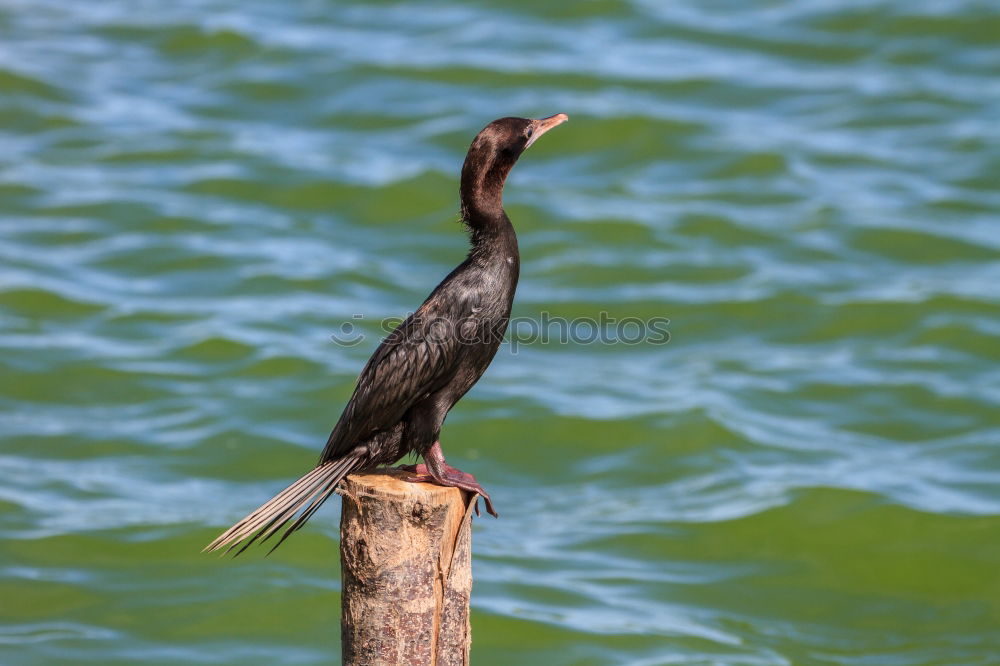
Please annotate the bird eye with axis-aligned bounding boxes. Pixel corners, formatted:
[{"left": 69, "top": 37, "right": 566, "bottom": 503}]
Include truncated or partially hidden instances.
[{"left": 525, "top": 128, "right": 534, "bottom": 139}]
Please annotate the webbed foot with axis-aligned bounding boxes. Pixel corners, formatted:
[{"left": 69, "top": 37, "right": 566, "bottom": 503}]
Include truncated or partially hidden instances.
[{"left": 396, "top": 443, "right": 498, "bottom": 518}]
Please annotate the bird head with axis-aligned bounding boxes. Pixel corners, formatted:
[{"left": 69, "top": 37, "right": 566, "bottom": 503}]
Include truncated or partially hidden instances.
[{"left": 460, "top": 113, "right": 568, "bottom": 223}]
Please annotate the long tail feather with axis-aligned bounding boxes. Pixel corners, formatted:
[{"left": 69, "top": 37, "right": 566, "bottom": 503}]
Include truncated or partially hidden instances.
[{"left": 204, "top": 454, "right": 363, "bottom": 555}]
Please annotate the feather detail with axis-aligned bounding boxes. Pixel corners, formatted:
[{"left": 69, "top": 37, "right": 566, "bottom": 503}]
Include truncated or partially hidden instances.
[{"left": 204, "top": 452, "right": 364, "bottom": 556}]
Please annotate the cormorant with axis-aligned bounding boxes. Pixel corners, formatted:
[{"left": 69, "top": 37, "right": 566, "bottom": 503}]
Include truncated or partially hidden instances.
[{"left": 205, "top": 113, "right": 568, "bottom": 555}]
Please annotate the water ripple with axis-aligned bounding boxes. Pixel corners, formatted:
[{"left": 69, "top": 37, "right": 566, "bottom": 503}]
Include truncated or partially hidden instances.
[{"left": 3, "top": 0, "right": 1000, "bottom": 663}]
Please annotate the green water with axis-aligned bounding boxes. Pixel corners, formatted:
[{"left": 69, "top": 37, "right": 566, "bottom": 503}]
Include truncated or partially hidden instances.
[{"left": 2, "top": 1, "right": 1000, "bottom": 664}]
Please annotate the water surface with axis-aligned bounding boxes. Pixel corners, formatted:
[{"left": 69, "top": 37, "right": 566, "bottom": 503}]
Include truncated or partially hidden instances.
[{"left": 2, "top": 1, "right": 1000, "bottom": 664}]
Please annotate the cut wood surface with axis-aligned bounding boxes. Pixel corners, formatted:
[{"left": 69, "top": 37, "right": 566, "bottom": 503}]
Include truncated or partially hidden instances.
[{"left": 339, "top": 469, "right": 476, "bottom": 666}]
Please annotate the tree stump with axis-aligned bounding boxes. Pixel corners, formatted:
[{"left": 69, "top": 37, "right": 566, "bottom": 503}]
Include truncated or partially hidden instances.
[{"left": 338, "top": 469, "right": 476, "bottom": 666}]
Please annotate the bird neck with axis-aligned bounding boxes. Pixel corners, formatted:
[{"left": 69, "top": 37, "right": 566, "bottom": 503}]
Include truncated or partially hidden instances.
[
  {"left": 464, "top": 206, "right": 516, "bottom": 248},
  {"left": 460, "top": 170, "right": 519, "bottom": 255}
]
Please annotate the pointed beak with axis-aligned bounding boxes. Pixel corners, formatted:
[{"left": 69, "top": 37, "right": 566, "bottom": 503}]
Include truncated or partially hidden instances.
[{"left": 525, "top": 113, "right": 569, "bottom": 149}]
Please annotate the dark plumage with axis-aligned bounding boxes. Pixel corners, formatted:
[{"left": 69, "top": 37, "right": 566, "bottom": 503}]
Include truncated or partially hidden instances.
[{"left": 205, "top": 113, "right": 568, "bottom": 555}]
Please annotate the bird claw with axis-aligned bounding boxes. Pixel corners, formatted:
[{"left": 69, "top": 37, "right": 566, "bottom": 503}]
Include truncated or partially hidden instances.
[{"left": 395, "top": 464, "right": 498, "bottom": 518}]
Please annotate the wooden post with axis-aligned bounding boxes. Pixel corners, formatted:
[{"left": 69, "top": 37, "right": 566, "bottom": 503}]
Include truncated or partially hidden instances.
[{"left": 338, "top": 469, "right": 476, "bottom": 666}]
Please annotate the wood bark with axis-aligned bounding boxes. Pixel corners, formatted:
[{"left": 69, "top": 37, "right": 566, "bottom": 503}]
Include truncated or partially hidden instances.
[{"left": 339, "top": 469, "right": 475, "bottom": 666}]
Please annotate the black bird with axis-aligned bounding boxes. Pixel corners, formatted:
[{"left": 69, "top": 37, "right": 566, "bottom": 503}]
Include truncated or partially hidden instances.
[{"left": 205, "top": 113, "right": 568, "bottom": 555}]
